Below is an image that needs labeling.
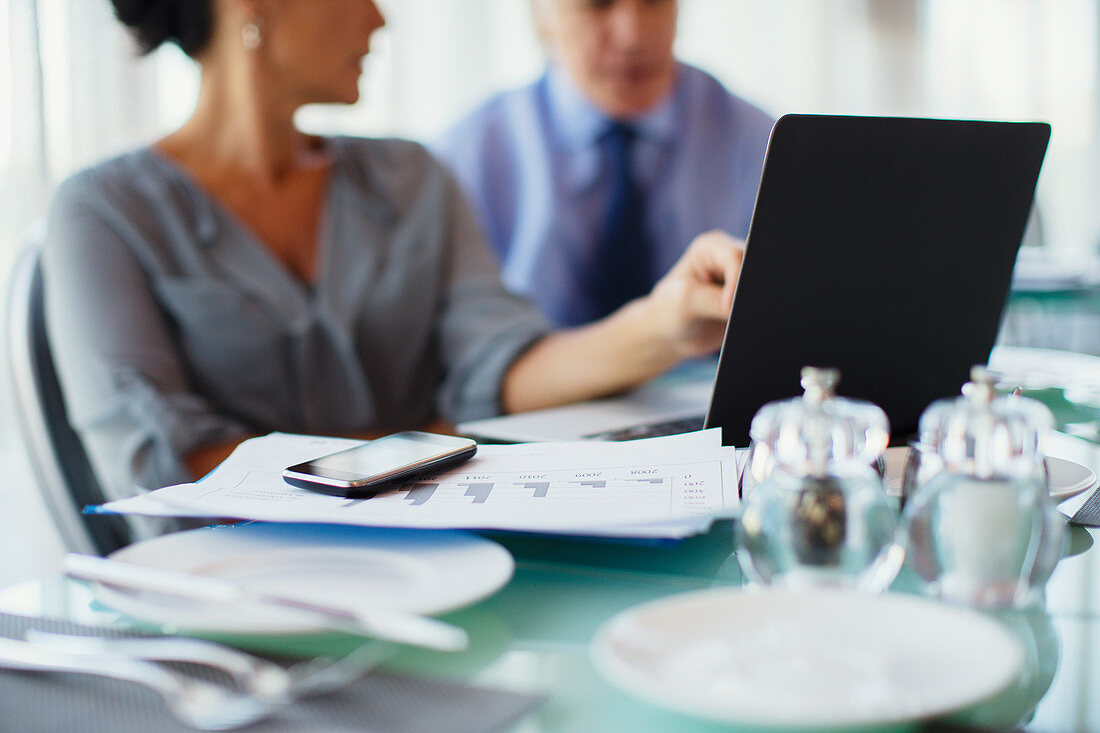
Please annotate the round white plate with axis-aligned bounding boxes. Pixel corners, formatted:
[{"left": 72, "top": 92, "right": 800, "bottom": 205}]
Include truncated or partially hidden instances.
[
  {"left": 97, "top": 523, "right": 514, "bottom": 634},
  {"left": 591, "top": 588, "right": 1023, "bottom": 730},
  {"left": 988, "top": 346, "right": 1100, "bottom": 392},
  {"left": 883, "top": 449, "right": 1096, "bottom": 502},
  {"left": 1047, "top": 456, "right": 1097, "bottom": 501}
]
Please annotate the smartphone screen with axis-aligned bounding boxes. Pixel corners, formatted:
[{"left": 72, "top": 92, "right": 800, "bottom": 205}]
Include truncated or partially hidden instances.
[{"left": 283, "top": 431, "right": 477, "bottom": 496}]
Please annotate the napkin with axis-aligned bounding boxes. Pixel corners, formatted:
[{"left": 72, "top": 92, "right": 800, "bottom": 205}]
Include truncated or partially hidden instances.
[{"left": 0, "top": 612, "right": 543, "bottom": 733}]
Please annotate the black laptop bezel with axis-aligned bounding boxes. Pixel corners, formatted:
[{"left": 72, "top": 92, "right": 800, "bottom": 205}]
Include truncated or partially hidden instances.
[{"left": 704, "top": 114, "right": 1050, "bottom": 447}]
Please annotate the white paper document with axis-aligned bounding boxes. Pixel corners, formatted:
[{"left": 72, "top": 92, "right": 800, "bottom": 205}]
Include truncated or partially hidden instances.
[{"left": 94, "top": 430, "right": 744, "bottom": 539}]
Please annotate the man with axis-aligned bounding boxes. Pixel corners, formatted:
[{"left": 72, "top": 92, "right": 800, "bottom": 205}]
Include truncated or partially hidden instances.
[{"left": 433, "top": 0, "right": 774, "bottom": 327}]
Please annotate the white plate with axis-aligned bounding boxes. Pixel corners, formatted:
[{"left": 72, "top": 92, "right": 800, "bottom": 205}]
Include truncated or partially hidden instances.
[
  {"left": 1046, "top": 456, "right": 1097, "bottom": 501},
  {"left": 97, "top": 523, "right": 514, "bottom": 634},
  {"left": 883, "top": 449, "right": 1096, "bottom": 502},
  {"left": 988, "top": 346, "right": 1100, "bottom": 391},
  {"left": 591, "top": 588, "right": 1023, "bottom": 730}
]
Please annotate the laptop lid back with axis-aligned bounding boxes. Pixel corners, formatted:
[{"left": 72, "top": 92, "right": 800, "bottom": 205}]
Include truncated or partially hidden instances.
[{"left": 705, "top": 114, "right": 1050, "bottom": 447}]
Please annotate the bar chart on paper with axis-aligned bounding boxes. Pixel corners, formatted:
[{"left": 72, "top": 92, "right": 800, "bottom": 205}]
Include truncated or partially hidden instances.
[
  {"left": 354, "top": 461, "right": 722, "bottom": 521},
  {"left": 95, "top": 431, "right": 739, "bottom": 537}
]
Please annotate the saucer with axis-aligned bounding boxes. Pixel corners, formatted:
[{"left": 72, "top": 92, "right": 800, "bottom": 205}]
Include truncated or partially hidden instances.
[
  {"left": 883, "top": 449, "right": 1096, "bottom": 501},
  {"left": 591, "top": 588, "right": 1023, "bottom": 729},
  {"left": 95, "top": 522, "right": 514, "bottom": 634},
  {"left": 1046, "top": 456, "right": 1097, "bottom": 501}
]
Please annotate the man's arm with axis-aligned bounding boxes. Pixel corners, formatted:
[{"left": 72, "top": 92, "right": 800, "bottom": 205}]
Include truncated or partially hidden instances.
[{"left": 501, "top": 230, "right": 741, "bottom": 413}]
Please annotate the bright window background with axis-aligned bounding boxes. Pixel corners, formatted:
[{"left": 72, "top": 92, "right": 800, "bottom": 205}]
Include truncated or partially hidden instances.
[
  {"left": 1, "top": 0, "right": 1098, "bottom": 584},
  {"left": 4, "top": 0, "right": 1099, "bottom": 264}
]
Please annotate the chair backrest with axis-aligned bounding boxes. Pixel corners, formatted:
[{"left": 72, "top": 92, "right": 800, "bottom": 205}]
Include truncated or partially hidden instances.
[{"left": 5, "top": 233, "right": 132, "bottom": 555}]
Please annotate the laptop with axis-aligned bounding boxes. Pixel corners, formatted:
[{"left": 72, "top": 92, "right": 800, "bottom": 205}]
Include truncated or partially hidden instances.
[{"left": 460, "top": 114, "right": 1051, "bottom": 447}]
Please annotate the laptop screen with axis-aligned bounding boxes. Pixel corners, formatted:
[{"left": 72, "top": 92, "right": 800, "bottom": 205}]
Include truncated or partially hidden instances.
[{"left": 705, "top": 114, "right": 1050, "bottom": 447}]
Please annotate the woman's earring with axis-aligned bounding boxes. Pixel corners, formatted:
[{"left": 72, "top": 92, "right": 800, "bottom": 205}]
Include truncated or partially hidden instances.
[{"left": 241, "top": 20, "right": 263, "bottom": 51}]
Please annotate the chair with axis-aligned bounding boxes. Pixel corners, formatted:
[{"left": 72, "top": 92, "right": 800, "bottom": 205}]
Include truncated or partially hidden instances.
[{"left": 5, "top": 232, "right": 132, "bottom": 555}]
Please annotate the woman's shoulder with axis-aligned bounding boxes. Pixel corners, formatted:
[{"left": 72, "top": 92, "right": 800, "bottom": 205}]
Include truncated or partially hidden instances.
[
  {"left": 48, "top": 147, "right": 212, "bottom": 270},
  {"left": 329, "top": 135, "right": 442, "bottom": 177},
  {"left": 52, "top": 147, "right": 181, "bottom": 216},
  {"left": 328, "top": 135, "right": 453, "bottom": 208}
]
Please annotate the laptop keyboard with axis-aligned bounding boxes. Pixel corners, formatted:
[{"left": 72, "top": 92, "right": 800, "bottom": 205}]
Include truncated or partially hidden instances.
[{"left": 583, "top": 414, "right": 706, "bottom": 441}]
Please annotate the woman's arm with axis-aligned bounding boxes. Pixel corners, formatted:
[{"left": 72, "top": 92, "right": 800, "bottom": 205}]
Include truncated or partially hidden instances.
[
  {"left": 44, "top": 176, "right": 251, "bottom": 496},
  {"left": 501, "top": 230, "right": 742, "bottom": 413}
]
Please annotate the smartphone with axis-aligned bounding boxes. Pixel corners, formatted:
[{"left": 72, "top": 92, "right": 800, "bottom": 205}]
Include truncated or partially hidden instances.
[{"left": 283, "top": 431, "right": 477, "bottom": 497}]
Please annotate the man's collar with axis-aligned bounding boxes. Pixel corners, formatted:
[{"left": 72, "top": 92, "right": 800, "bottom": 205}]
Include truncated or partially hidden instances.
[{"left": 544, "top": 62, "right": 681, "bottom": 152}]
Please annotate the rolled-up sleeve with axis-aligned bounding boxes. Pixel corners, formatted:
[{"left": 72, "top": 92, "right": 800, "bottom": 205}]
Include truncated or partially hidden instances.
[
  {"left": 431, "top": 165, "right": 550, "bottom": 422},
  {"left": 43, "top": 177, "right": 249, "bottom": 501}
]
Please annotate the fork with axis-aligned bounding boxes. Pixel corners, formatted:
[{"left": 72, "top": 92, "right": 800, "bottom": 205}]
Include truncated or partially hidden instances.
[
  {"left": 24, "top": 631, "right": 389, "bottom": 704},
  {"left": 0, "top": 636, "right": 276, "bottom": 730}
]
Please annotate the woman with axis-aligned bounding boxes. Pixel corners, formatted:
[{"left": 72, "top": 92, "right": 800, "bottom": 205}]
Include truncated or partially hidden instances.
[{"left": 44, "top": 0, "right": 742, "bottom": 522}]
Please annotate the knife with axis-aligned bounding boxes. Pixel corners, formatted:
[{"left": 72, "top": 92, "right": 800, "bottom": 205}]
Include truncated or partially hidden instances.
[{"left": 63, "top": 553, "right": 468, "bottom": 652}]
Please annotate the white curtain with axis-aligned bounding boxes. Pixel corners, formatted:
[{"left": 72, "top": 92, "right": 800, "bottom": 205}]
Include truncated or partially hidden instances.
[
  {"left": 1, "top": 0, "right": 49, "bottom": 265},
  {"left": 1, "top": 0, "right": 171, "bottom": 261}
]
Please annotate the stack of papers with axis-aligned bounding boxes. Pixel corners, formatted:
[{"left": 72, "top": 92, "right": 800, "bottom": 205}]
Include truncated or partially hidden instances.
[{"left": 94, "top": 430, "right": 744, "bottom": 539}]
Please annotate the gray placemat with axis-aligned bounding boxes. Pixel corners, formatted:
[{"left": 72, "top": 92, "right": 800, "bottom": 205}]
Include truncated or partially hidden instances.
[
  {"left": 0, "top": 613, "right": 543, "bottom": 733},
  {"left": 1069, "top": 486, "right": 1100, "bottom": 527}
]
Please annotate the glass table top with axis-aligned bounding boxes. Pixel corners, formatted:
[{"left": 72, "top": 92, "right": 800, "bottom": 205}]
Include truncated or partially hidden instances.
[
  {"left": 2, "top": 347, "right": 1098, "bottom": 731},
  {"left": 2, "top": 516, "right": 1097, "bottom": 732}
]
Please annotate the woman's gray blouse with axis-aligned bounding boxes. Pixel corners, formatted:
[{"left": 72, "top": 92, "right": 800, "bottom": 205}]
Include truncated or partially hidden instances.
[{"left": 44, "top": 137, "right": 549, "bottom": 507}]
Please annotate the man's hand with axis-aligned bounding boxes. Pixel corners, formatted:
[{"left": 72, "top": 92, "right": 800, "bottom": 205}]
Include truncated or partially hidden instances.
[
  {"left": 501, "top": 230, "right": 744, "bottom": 414},
  {"left": 642, "top": 229, "right": 744, "bottom": 359}
]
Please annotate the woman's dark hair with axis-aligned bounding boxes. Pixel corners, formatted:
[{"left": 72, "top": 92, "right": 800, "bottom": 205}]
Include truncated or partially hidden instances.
[{"left": 110, "top": 0, "right": 214, "bottom": 57}]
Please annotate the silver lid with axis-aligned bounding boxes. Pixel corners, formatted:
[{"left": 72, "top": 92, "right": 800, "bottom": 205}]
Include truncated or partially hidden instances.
[
  {"left": 749, "top": 367, "right": 890, "bottom": 478},
  {"left": 918, "top": 365, "right": 1054, "bottom": 478}
]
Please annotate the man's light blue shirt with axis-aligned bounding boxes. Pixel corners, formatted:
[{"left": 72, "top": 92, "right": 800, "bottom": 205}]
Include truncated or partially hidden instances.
[{"left": 433, "top": 62, "right": 775, "bottom": 326}]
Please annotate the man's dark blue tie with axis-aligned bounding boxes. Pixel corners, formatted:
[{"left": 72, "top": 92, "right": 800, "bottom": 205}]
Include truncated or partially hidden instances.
[{"left": 578, "top": 122, "right": 652, "bottom": 325}]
